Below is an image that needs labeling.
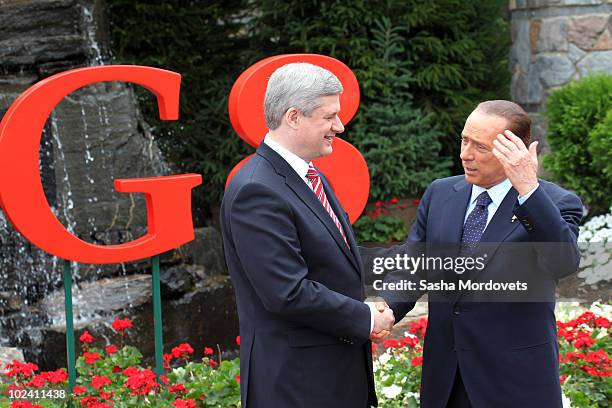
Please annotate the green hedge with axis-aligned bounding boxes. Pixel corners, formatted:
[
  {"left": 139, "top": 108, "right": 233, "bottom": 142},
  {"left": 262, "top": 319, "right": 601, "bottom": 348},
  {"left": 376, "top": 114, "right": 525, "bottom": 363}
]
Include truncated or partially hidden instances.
[
  {"left": 107, "top": 0, "right": 510, "bottom": 214},
  {"left": 543, "top": 74, "right": 612, "bottom": 216}
]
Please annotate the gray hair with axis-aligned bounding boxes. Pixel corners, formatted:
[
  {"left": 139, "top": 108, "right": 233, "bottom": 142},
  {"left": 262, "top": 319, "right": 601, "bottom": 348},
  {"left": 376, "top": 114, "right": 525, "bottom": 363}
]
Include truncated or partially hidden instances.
[{"left": 264, "top": 62, "right": 343, "bottom": 130}]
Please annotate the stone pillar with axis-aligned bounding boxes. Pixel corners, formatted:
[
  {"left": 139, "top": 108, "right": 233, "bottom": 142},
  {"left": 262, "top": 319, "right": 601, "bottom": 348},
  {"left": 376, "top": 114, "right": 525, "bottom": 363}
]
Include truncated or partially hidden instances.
[{"left": 509, "top": 0, "right": 612, "bottom": 148}]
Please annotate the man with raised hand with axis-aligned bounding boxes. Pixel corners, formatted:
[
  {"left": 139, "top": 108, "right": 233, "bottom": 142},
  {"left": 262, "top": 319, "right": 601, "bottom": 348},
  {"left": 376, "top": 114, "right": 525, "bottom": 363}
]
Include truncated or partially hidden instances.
[
  {"left": 220, "top": 62, "right": 393, "bottom": 408},
  {"left": 383, "top": 100, "right": 582, "bottom": 407}
]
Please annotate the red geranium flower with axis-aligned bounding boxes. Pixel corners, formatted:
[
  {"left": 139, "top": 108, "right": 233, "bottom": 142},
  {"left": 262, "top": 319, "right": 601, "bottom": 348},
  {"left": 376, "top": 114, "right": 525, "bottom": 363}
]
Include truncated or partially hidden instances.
[
  {"left": 411, "top": 356, "right": 423, "bottom": 367},
  {"left": 10, "top": 402, "right": 44, "bottom": 408},
  {"left": 26, "top": 375, "right": 46, "bottom": 388},
  {"left": 390, "top": 197, "right": 399, "bottom": 204},
  {"left": 208, "top": 359, "right": 218, "bottom": 368},
  {"left": 79, "top": 396, "right": 98, "bottom": 406},
  {"left": 169, "top": 384, "right": 187, "bottom": 394},
  {"left": 99, "top": 391, "right": 114, "bottom": 401},
  {"left": 83, "top": 352, "right": 102, "bottom": 365},
  {"left": 564, "top": 351, "right": 585, "bottom": 362},
  {"left": 236, "top": 336, "right": 240, "bottom": 346},
  {"left": 574, "top": 333, "right": 595, "bottom": 349},
  {"left": 400, "top": 336, "right": 420, "bottom": 348},
  {"left": 73, "top": 385, "right": 87, "bottom": 395},
  {"left": 105, "top": 344, "right": 118, "bottom": 354},
  {"left": 111, "top": 318, "right": 133, "bottom": 333},
  {"left": 577, "top": 311, "right": 596, "bottom": 326},
  {"left": 171, "top": 343, "right": 194, "bottom": 359},
  {"left": 123, "top": 367, "right": 159, "bottom": 396},
  {"left": 5, "top": 360, "right": 38, "bottom": 378},
  {"left": 409, "top": 318, "right": 428, "bottom": 338},
  {"left": 595, "top": 316, "right": 610, "bottom": 328},
  {"left": 235, "top": 374, "right": 241, "bottom": 384},
  {"left": 383, "top": 339, "right": 400, "bottom": 349},
  {"left": 43, "top": 369, "right": 67, "bottom": 384},
  {"left": 163, "top": 353, "right": 174, "bottom": 369},
  {"left": 203, "top": 347, "right": 214, "bottom": 356},
  {"left": 79, "top": 330, "right": 94, "bottom": 344},
  {"left": 91, "top": 375, "right": 112, "bottom": 389},
  {"left": 172, "top": 399, "right": 196, "bottom": 408}
]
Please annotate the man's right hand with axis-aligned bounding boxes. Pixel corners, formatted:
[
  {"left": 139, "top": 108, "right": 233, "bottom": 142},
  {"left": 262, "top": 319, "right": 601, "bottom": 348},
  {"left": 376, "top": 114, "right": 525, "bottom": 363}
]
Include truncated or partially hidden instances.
[{"left": 372, "top": 306, "right": 395, "bottom": 334}]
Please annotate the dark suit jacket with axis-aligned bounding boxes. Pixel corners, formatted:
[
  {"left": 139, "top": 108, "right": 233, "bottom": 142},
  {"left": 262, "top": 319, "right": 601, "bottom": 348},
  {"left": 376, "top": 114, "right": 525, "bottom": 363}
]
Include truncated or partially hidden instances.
[
  {"left": 390, "top": 175, "right": 582, "bottom": 408},
  {"left": 220, "top": 142, "right": 377, "bottom": 408}
]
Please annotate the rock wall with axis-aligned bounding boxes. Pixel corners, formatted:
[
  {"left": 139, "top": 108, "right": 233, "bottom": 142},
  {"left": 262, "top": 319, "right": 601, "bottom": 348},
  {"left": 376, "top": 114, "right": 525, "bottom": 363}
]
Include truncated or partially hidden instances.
[{"left": 509, "top": 0, "right": 612, "bottom": 146}]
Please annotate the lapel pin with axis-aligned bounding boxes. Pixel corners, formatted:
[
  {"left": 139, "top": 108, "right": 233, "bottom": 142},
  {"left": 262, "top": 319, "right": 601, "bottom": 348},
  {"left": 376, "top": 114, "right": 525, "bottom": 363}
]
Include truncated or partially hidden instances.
[{"left": 511, "top": 215, "right": 517, "bottom": 223}]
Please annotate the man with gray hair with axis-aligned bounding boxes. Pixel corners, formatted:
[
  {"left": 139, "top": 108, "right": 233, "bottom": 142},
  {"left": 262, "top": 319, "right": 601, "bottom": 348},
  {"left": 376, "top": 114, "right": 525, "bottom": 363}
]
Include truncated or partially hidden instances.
[{"left": 220, "top": 62, "right": 392, "bottom": 407}]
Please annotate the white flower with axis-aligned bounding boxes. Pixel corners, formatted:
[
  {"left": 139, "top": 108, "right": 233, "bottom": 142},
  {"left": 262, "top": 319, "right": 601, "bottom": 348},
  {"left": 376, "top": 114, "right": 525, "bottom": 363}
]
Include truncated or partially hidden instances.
[
  {"left": 590, "top": 301, "right": 612, "bottom": 318},
  {"left": 381, "top": 384, "right": 403, "bottom": 399},
  {"left": 378, "top": 352, "right": 392, "bottom": 365},
  {"left": 562, "top": 390, "right": 572, "bottom": 408},
  {"left": 406, "top": 391, "right": 420, "bottom": 401}
]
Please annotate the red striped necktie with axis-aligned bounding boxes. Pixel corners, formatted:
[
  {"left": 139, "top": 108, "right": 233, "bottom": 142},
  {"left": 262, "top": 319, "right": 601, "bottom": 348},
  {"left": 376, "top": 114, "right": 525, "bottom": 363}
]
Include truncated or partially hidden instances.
[{"left": 306, "top": 164, "right": 348, "bottom": 246}]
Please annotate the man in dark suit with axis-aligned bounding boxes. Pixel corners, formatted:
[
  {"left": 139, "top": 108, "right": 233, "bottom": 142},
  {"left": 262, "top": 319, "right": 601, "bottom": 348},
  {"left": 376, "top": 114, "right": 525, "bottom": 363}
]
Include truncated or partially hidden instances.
[
  {"left": 383, "top": 100, "right": 583, "bottom": 407},
  {"left": 220, "top": 62, "right": 394, "bottom": 408}
]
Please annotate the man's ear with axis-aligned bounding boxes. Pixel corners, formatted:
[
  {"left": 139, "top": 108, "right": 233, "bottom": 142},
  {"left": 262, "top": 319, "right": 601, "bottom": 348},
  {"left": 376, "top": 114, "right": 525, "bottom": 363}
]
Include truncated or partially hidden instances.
[{"left": 285, "top": 107, "right": 300, "bottom": 130}]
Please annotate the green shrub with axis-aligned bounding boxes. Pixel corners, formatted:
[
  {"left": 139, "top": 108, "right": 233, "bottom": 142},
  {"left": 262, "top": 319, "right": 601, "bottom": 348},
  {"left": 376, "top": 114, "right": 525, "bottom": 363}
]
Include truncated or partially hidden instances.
[
  {"left": 350, "top": 18, "right": 451, "bottom": 199},
  {"left": 353, "top": 199, "right": 409, "bottom": 243},
  {"left": 354, "top": 215, "right": 407, "bottom": 244},
  {"left": 543, "top": 74, "right": 612, "bottom": 216},
  {"left": 588, "top": 109, "right": 612, "bottom": 180}
]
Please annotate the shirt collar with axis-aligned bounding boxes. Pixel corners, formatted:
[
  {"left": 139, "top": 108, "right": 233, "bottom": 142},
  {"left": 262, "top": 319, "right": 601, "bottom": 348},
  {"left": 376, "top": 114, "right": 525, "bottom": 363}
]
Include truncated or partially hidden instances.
[
  {"left": 263, "top": 134, "right": 311, "bottom": 181},
  {"left": 470, "top": 178, "right": 512, "bottom": 207}
]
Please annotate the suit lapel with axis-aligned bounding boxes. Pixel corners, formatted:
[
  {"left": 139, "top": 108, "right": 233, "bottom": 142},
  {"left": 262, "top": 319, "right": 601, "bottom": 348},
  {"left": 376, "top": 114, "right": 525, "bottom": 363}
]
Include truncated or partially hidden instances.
[
  {"left": 438, "top": 179, "right": 472, "bottom": 243},
  {"left": 256, "top": 144, "right": 361, "bottom": 275}
]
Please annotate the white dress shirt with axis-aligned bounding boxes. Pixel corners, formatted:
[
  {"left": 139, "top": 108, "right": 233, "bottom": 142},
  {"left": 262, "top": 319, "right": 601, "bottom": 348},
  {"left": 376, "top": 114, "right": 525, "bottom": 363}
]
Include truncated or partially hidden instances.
[{"left": 263, "top": 135, "right": 311, "bottom": 185}]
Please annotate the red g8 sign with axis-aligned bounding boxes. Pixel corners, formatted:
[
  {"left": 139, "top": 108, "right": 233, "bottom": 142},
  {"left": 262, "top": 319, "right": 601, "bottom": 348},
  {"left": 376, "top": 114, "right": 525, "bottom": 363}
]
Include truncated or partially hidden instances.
[{"left": 0, "top": 55, "right": 369, "bottom": 265}]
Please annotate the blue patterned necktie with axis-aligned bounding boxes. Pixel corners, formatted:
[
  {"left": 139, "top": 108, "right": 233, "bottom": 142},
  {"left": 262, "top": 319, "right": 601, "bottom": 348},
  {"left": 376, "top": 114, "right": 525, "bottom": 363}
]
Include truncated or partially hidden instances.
[{"left": 461, "top": 191, "right": 492, "bottom": 252}]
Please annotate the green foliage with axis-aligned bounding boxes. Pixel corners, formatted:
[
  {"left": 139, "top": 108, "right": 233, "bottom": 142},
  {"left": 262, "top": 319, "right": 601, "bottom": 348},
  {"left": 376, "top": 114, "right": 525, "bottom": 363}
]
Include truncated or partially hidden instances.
[
  {"left": 589, "top": 109, "right": 612, "bottom": 180},
  {"left": 543, "top": 74, "right": 612, "bottom": 216},
  {"left": 400, "top": 0, "right": 511, "bottom": 166},
  {"left": 107, "top": 0, "right": 510, "bottom": 212},
  {"left": 354, "top": 215, "right": 407, "bottom": 244},
  {"left": 350, "top": 18, "right": 451, "bottom": 199}
]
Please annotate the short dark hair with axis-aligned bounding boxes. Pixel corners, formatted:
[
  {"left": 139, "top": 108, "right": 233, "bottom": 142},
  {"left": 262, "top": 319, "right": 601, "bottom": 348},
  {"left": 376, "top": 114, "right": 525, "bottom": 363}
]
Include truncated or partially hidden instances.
[{"left": 476, "top": 100, "right": 532, "bottom": 146}]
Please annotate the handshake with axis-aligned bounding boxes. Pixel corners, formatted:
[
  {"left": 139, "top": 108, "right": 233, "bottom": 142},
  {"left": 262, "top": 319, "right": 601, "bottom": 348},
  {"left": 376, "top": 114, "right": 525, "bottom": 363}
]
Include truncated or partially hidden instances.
[{"left": 368, "top": 301, "right": 394, "bottom": 343}]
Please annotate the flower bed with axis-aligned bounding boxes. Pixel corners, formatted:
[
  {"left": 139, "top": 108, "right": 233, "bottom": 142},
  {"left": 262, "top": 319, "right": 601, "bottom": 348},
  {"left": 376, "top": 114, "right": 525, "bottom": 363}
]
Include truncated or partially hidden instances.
[
  {"left": 0, "top": 318, "right": 241, "bottom": 407},
  {"left": 373, "top": 303, "right": 611, "bottom": 407},
  {"left": 1, "top": 304, "right": 610, "bottom": 407}
]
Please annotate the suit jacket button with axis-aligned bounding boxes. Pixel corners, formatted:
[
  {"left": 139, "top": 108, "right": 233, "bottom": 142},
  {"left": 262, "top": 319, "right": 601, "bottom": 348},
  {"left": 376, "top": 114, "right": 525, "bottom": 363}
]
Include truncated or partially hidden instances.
[{"left": 453, "top": 305, "right": 461, "bottom": 315}]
